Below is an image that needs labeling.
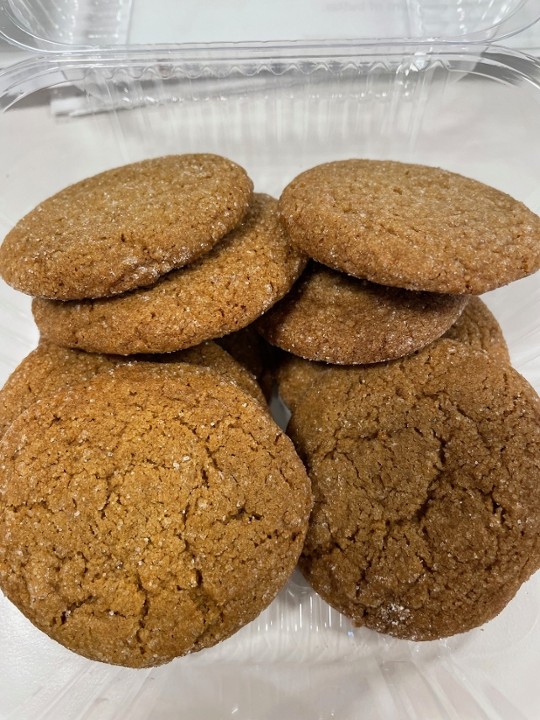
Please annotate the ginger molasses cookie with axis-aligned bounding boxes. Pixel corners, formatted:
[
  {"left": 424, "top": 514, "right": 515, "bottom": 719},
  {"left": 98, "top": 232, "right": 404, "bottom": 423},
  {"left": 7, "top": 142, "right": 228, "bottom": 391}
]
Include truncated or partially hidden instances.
[
  {"left": 442, "top": 296, "right": 509, "bottom": 363},
  {"left": 0, "top": 363, "right": 311, "bottom": 667},
  {"left": 0, "top": 340, "right": 267, "bottom": 437},
  {"left": 0, "top": 154, "right": 252, "bottom": 300},
  {"left": 279, "top": 159, "right": 540, "bottom": 294},
  {"left": 32, "top": 194, "right": 307, "bottom": 355},
  {"left": 256, "top": 263, "right": 468, "bottom": 364},
  {"left": 274, "top": 297, "right": 509, "bottom": 413},
  {"left": 287, "top": 340, "right": 540, "bottom": 640}
]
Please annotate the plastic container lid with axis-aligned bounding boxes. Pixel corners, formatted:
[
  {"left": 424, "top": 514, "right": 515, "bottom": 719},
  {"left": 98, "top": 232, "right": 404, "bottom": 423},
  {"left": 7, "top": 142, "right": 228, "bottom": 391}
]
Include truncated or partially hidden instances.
[{"left": 1, "top": 0, "right": 540, "bottom": 52}]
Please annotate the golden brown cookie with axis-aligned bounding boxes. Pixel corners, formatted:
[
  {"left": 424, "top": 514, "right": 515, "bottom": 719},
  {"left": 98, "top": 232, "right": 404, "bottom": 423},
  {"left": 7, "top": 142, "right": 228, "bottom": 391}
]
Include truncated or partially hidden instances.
[
  {"left": 0, "top": 154, "right": 253, "bottom": 300},
  {"left": 286, "top": 340, "right": 540, "bottom": 640},
  {"left": 279, "top": 160, "right": 540, "bottom": 294},
  {"left": 0, "top": 340, "right": 267, "bottom": 437},
  {"left": 256, "top": 263, "right": 468, "bottom": 364},
  {"left": 32, "top": 194, "right": 307, "bottom": 355},
  {"left": 0, "top": 363, "right": 311, "bottom": 667},
  {"left": 442, "top": 296, "right": 509, "bottom": 363},
  {"left": 275, "top": 297, "right": 510, "bottom": 413}
]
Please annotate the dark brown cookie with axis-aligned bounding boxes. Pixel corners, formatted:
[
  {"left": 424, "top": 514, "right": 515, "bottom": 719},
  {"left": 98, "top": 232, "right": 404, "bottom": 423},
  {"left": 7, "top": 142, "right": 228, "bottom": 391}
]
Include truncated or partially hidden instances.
[
  {"left": 279, "top": 159, "right": 540, "bottom": 294},
  {"left": 256, "top": 263, "right": 468, "bottom": 364},
  {"left": 286, "top": 340, "right": 540, "bottom": 640},
  {"left": 32, "top": 194, "right": 307, "bottom": 355},
  {"left": 0, "top": 363, "right": 311, "bottom": 667},
  {"left": 0, "top": 340, "right": 268, "bottom": 438},
  {"left": 0, "top": 154, "right": 253, "bottom": 300}
]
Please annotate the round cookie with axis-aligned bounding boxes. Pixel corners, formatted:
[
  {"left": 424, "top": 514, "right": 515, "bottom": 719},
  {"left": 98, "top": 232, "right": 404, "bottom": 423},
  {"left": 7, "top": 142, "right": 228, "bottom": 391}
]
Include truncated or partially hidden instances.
[
  {"left": 442, "top": 296, "right": 509, "bottom": 364},
  {"left": 0, "top": 340, "right": 267, "bottom": 437},
  {"left": 275, "top": 297, "right": 509, "bottom": 414},
  {"left": 0, "top": 154, "right": 253, "bottom": 300},
  {"left": 0, "top": 363, "right": 311, "bottom": 667},
  {"left": 256, "top": 263, "right": 468, "bottom": 364},
  {"left": 287, "top": 340, "right": 540, "bottom": 640},
  {"left": 32, "top": 194, "right": 307, "bottom": 355},
  {"left": 279, "top": 159, "right": 540, "bottom": 294}
]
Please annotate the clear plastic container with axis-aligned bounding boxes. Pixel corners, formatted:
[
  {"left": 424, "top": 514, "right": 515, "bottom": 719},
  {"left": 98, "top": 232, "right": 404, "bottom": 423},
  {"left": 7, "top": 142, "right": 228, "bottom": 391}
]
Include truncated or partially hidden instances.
[
  {"left": 1, "top": 0, "right": 540, "bottom": 51},
  {"left": 0, "top": 42, "right": 539, "bottom": 719}
]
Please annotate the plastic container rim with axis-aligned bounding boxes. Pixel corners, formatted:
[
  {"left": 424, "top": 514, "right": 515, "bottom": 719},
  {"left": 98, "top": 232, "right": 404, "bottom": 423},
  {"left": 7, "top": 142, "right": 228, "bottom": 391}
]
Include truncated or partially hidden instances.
[
  {"left": 2, "top": 0, "right": 540, "bottom": 54},
  {"left": 1, "top": 42, "right": 540, "bottom": 84}
]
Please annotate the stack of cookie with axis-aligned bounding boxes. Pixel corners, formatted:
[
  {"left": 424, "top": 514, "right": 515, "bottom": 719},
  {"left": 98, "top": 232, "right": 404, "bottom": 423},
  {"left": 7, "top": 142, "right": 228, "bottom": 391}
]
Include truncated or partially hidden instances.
[
  {"left": 0, "top": 154, "right": 312, "bottom": 668},
  {"left": 258, "top": 159, "right": 540, "bottom": 365},
  {"left": 0, "top": 153, "right": 539, "bottom": 663},
  {"left": 265, "top": 159, "right": 540, "bottom": 641},
  {"left": 0, "top": 155, "right": 304, "bottom": 354}
]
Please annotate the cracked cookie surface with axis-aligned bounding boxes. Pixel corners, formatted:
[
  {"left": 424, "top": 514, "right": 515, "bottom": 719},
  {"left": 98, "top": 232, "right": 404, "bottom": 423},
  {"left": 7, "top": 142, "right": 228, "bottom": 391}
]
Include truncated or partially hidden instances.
[
  {"left": 0, "top": 363, "right": 311, "bottom": 667},
  {"left": 0, "top": 340, "right": 267, "bottom": 438},
  {"left": 287, "top": 340, "right": 540, "bottom": 640},
  {"left": 279, "top": 159, "right": 540, "bottom": 294},
  {"left": 0, "top": 154, "right": 252, "bottom": 300},
  {"left": 32, "top": 194, "right": 307, "bottom": 355},
  {"left": 256, "top": 263, "right": 468, "bottom": 364}
]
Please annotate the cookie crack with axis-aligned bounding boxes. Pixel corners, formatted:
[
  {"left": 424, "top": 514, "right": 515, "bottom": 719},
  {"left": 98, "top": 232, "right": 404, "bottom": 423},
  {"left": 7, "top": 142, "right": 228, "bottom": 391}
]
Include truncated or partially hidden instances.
[
  {"left": 135, "top": 570, "right": 151, "bottom": 656},
  {"left": 57, "top": 594, "right": 97, "bottom": 627},
  {"left": 309, "top": 421, "right": 446, "bottom": 597}
]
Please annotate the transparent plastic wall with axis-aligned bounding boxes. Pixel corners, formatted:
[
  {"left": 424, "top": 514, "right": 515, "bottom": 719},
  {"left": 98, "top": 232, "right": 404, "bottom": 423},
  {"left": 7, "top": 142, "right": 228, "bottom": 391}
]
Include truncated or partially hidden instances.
[{"left": 1, "top": 0, "right": 540, "bottom": 50}]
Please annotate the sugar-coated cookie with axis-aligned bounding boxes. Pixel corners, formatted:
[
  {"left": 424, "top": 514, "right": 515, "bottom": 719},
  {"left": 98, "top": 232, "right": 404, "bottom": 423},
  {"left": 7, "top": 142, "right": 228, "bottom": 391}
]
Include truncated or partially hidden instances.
[
  {"left": 0, "top": 154, "right": 252, "bottom": 300},
  {"left": 0, "top": 363, "right": 311, "bottom": 667},
  {"left": 0, "top": 340, "right": 267, "bottom": 438},
  {"left": 286, "top": 341, "right": 540, "bottom": 640},
  {"left": 32, "top": 195, "right": 306, "bottom": 355},
  {"left": 256, "top": 263, "right": 468, "bottom": 364},
  {"left": 279, "top": 159, "right": 540, "bottom": 294}
]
